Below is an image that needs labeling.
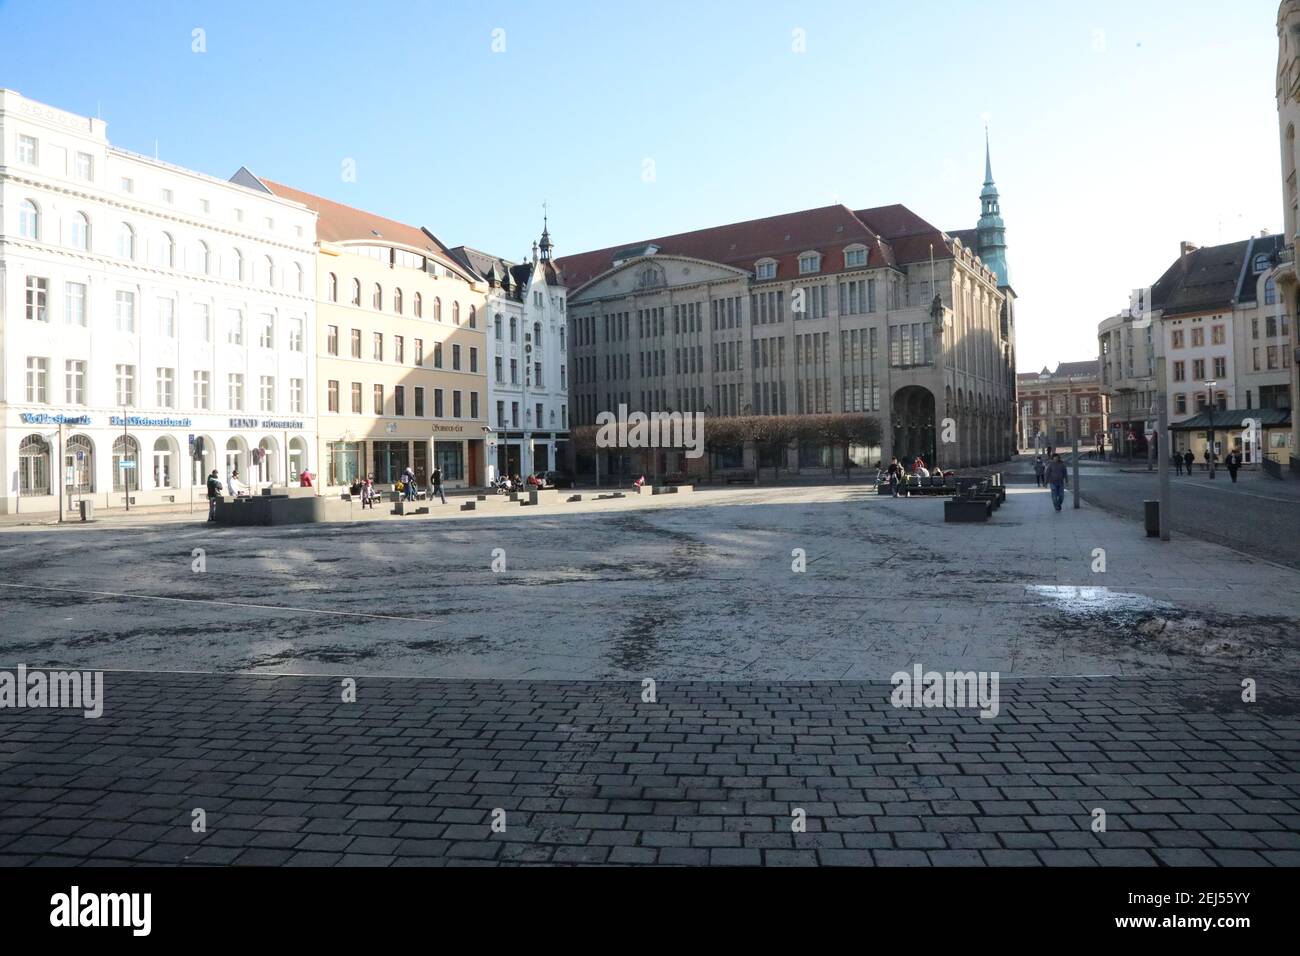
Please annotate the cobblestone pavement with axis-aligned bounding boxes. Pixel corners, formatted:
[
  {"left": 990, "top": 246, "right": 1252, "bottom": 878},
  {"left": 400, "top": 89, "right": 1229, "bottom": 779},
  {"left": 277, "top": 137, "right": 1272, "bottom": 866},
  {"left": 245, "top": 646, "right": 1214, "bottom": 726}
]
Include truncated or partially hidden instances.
[{"left": 1, "top": 672, "right": 1297, "bottom": 866}]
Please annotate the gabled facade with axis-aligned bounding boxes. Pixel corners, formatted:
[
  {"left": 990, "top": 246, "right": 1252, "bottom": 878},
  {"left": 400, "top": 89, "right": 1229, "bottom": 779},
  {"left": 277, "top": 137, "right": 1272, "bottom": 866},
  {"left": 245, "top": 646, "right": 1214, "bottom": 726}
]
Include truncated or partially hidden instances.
[{"left": 449, "top": 221, "right": 569, "bottom": 481}]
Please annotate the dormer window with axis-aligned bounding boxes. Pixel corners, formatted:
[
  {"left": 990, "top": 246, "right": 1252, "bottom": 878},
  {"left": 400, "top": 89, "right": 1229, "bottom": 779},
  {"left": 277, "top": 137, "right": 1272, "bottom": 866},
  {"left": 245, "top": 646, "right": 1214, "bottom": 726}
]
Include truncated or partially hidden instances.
[
  {"left": 755, "top": 259, "right": 777, "bottom": 280},
  {"left": 798, "top": 252, "right": 821, "bottom": 275},
  {"left": 844, "top": 246, "right": 867, "bottom": 268},
  {"left": 1254, "top": 253, "right": 1271, "bottom": 272}
]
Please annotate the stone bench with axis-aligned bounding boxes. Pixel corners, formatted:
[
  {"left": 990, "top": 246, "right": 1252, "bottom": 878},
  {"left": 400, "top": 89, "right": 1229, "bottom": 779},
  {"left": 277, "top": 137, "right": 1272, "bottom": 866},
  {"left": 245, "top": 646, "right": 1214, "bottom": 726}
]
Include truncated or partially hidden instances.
[{"left": 944, "top": 498, "right": 992, "bottom": 523}]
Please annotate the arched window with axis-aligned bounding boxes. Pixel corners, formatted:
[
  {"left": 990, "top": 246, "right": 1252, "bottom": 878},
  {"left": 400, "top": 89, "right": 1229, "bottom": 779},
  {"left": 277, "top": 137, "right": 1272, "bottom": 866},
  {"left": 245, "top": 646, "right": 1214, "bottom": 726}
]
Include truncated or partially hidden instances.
[
  {"left": 468, "top": 305, "right": 476, "bottom": 328},
  {"left": 152, "top": 436, "right": 177, "bottom": 489},
  {"left": 328, "top": 273, "right": 338, "bottom": 301},
  {"left": 18, "top": 434, "right": 50, "bottom": 496},
  {"left": 233, "top": 248, "right": 245, "bottom": 281},
  {"left": 69, "top": 212, "right": 90, "bottom": 251},
  {"left": 1265, "top": 277, "right": 1277, "bottom": 306},
  {"left": 373, "top": 283, "right": 383, "bottom": 310},
  {"left": 495, "top": 314, "right": 503, "bottom": 339},
  {"left": 1254, "top": 253, "right": 1271, "bottom": 273},
  {"left": 394, "top": 288, "right": 403, "bottom": 314},
  {"left": 117, "top": 222, "right": 135, "bottom": 259},
  {"left": 66, "top": 435, "right": 94, "bottom": 494},
  {"left": 453, "top": 302, "right": 461, "bottom": 326},
  {"left": 159, "top": 232, "right": 175, "bottom": 268},
  {"left": 18, "top": 199, "right": 39, "bottom": 239},
  {"left": 264, "top": 255, "right": 276, "bottom": 288},
  {"left": 197, "top": 241, "right": 212, "bottom": 275},
  {"left": 350, "top": 278, "right": 361, "bottom": 306},
  {"left": 414, "top": 292, "right": 423, "bottom": 317},
  {"left": 295, "top": 262, "right": 305, "bottom": 293},
  {"left": 434, "top": 297, "right": 442, "bottom": 322},
  {"left": 112, "top": 435, "right": 140, "bottom": 492}
]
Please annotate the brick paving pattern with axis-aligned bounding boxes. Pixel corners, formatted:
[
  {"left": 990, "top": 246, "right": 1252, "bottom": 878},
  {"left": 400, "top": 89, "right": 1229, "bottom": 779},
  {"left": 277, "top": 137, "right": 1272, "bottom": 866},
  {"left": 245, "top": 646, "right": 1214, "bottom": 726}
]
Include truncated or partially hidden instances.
[{"left": 0, "top": 672, "right": 1297, "bottom": 866}]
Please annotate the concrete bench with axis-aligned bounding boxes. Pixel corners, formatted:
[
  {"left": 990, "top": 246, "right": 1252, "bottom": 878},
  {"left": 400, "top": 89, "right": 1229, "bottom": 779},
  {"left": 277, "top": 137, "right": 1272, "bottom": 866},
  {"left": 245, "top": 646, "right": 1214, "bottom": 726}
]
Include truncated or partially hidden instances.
[{"left": 944, "top": 499, "right": 992, "bottom": 523}]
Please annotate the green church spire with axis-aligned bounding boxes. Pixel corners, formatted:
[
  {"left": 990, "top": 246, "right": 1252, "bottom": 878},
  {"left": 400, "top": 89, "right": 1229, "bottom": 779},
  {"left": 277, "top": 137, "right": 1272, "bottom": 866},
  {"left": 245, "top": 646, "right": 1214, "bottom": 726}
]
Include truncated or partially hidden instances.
[{"left": 976, "top": 127, "right": 1010, "bottom": 286}]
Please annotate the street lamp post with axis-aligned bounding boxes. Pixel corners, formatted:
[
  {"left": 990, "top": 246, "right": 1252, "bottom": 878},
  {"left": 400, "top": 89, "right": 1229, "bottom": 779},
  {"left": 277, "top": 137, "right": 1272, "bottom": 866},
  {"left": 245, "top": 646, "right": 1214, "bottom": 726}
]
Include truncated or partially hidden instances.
[{"left": 1204, "top": 381, "right": 1217, "bottom": 479}]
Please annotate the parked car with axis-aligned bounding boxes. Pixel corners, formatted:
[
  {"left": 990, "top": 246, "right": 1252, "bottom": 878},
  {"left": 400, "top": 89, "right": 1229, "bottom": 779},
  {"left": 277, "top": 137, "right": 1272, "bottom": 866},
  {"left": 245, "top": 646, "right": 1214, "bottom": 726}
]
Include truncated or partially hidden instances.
[{"left": 542, "top": 470, "right": 576, "bottom": 489}]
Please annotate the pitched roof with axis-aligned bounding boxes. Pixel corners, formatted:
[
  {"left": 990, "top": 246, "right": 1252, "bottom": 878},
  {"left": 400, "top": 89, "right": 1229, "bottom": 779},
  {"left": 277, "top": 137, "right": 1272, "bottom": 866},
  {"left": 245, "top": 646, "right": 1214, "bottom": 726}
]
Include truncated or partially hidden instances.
[
  {"left": 248, "top": 173, "right": 464, "bottom": 273},
  {"left": 554, "top": 203, "right": 955, "bottom": 291},
  {"left": 1150, "top": 239, "right": 1251, "bottom": 317},
  {"left": 1170, "top": 407, "right": 1290, "bottom": 430},
  {"left": 1236, "top": 234, "right": 1285, "bottom": 302},
  {"left": 1052, "top": 360, "right": 1100, "bottom": 379}
]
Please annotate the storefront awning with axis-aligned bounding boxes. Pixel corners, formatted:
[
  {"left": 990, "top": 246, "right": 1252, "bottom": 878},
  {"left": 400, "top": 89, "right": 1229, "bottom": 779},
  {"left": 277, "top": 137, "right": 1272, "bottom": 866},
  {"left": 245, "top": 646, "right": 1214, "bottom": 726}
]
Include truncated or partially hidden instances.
[{"left": 1169, "top": 407, "right": 1290, "bottom": 431}]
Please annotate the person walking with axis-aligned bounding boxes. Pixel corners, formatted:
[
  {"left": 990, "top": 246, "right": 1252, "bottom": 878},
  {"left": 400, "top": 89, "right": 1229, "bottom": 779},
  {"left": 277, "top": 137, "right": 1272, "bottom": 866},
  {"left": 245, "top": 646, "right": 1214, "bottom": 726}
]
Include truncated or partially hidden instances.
[
  {"left": 1045, "top": 454, "right": 1069, "bottom": 512},
  {"left": 1183, "top": 450, "right": 1194, "bottom": 476},
  {"left": 400, "top": 466, "right": 416, "bottom": 501},
  {"left": 886, "top": 457, "right": 904, "bottom": 498},
  {"left": 1033, "top": 456, "right": 1046, "bottom": 487},
  {"left": 206, "top": 469, "right": 223, "bottom": 522},
  {"left": 1173, "top": 452, "right": 1183, "bottom": 476},
  {"left": 360, "top": 474, "right": 375, "bottom": 509},
  {"left": 431, "top": 466, "right": 446, "bottom": 504},
  {"left": 1225, "top": 449, "right": 1241, "bottom": 483}
]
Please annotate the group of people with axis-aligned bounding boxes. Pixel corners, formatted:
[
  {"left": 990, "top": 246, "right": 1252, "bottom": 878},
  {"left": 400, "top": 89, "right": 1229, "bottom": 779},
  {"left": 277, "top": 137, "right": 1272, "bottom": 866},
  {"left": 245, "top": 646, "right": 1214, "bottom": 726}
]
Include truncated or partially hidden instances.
[
  {"left": 1172, "top": 448, "right": 1243, "bottom": 482},
  {"left": 385, "top": 466, "right": 447, "bottom": 504},
  {"left": 203, "top": 465, "right": 315, "bottom": 521},
  {"left": 879, "top": 456, "right": 944, "bottom": 497}
]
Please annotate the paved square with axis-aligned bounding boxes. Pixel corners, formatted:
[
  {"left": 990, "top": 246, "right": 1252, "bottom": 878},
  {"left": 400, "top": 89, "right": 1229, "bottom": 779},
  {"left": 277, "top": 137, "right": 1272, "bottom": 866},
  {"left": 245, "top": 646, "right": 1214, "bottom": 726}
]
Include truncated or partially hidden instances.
[{"left": 2, "top": 483, "right": 1298, "bottom": 865}]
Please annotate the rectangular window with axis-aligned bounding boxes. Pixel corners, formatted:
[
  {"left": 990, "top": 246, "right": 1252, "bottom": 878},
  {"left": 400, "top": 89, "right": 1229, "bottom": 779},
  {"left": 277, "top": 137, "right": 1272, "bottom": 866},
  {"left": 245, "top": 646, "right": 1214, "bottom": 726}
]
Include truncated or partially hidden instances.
[
  {"left": 469, "top": 347, "right": 478, "bottom": 373},
  {"left": 259, "top": 376, "right": 275, "bottom": 412},
  {"left": 17, "top": 134, "right": 37, "bottom": 165},
  {"left": 1173, "top": 360, "right": 1185, "bottom": 382},
  {"left": 434, "top": 389, "right": 445, "bottom": 418},
  {"left": 394, "top": 385, "right": 406, "bottom": 416},
  {"left": 1211, "top": 324, "right": 1225, "bottom": 345},
  {"left": 1192, "top": 358, "right": 1205, "bottom": 380},
  {"left": 195, "top": 304, "right": 211, "bottom": 342},
  {"left": 1172, "top": 329, "right": 1184, "bottom": 348},
  {"left": 289, "top": 378, "right": 304, "bottom": 413},
  {"left": 351, "top": 329, "right": 362, "bottom": 358},
  {"left": 373, "top": 332, "right": 383, "bottom": 361},
  {"left": 351, "top": 382, "right": 362, "bottom": 414},
  {"left": 156, "top": 367, "right": 175, "bottom": 408},
  {"left": 395, "top": 335, "right": 404, "bottom": 364},
  {"left": 26, "top": 357, "right": 49, "bottom": 403},
  {"left": 327, "top": 380, "right": 339, "bottom": 413},
  {"left": 65, "top": 360, "right": 87, "bottom": 405},
  {"left": 414, "top": 338, "right": 424, "bottom": 366},
  {"left": 256, "top": 314, "right": 273, "bottom": 350},
  {"left": 470, "top": 392, "right": 479, "bottom": 419},
  {"left": 434, "top": 342, "right": 443, "bottom": 368},
  {"left": 75, "top": 151, "right": 93, "bottom": 180},
  {"left": 1213, "top": 356, "right": 1226, "bottom": 378},
  {"left": 453, "top": 391, "right": 463, "bottom": 417},
  {"left": 115, "top": 364, "right": 136, "bottom": 406},
  {"left": 193, "top": 371, "right": 210, "bottom": 410},
  {"left": 26, "top": 276, "right": 49, "bottom": 322},
  {"left": 414, "top": 386, "right": 425, "bottom": 417},
  {"left": 452, "top": 344, "right": 461, "bottom": 370},
  {"left": 227, "top": 373, "right": 244, "bottom": 411},
  {"left": 327, "top": 325, "right": 339, "bottom": 355},
  {"left": 226, "top": 309, "right": 244, "bottom": 345},
  {"left": 1191, "top": 328, "right": 1204, "bottom": 348},
  {"left": 158, "top": 298, "right": 176, "bottom": 337},
  {"left": 64, "top": 282, "right": 87, "bottom": 326},
  {"left": 289, "top": 317, "right": 304, "bottom": 352},
  {"left": 373, "top": 384, "right": 384, "bottom": 415}
]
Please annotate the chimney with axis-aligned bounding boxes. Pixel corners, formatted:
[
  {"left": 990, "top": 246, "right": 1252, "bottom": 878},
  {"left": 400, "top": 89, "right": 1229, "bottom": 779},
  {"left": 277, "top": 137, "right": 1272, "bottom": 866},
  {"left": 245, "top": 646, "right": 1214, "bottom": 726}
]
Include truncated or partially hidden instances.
[{"left": 1179, "top": 241, "right": 1199, "bottom": 259}]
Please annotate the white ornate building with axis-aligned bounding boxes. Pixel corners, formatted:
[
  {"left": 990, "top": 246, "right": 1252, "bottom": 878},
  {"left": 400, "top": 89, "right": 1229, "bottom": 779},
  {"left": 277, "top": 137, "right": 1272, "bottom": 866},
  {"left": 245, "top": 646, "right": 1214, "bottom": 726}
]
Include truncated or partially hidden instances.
[
  {"left": 450, "top": 221, "right": 570, "bottom": 479},
  {"left": 0, "top": 90, "right": 318, "bottom": 515}
]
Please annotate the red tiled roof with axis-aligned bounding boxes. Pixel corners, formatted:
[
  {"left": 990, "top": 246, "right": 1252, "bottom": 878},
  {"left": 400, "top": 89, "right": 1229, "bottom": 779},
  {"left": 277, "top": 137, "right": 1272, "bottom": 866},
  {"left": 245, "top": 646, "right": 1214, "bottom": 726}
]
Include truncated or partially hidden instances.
[
  {"left": 556, "top": 203, "right": 955, "bottom": 291},
  {"left": 256, "top": 176, "right": 463, "bottom": 273}
]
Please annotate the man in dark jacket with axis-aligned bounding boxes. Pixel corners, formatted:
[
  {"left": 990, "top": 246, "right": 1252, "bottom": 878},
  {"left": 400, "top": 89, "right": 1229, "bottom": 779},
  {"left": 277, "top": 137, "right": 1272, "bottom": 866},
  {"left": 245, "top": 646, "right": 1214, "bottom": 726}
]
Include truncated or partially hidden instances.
[
  {"left": 206, "top": 469, "right": 223, "bottom": 522},
  {"left": 431, "top": 466, "right": 445, "bottom": 504},
  {"left": 1225, "top": 450, "right": 1241, "bottom": 483},
  {"left": 1183, "top": 450, "right": 1194, "bottom": 476},
  {"left": 1045, "top": 455, "right": 1069, "bottom": 511}
]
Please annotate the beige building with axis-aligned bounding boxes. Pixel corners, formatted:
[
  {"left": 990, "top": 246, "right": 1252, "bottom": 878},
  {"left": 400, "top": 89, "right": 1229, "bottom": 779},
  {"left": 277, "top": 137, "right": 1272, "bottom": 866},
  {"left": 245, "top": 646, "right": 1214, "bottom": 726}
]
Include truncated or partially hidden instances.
[
  {"left": 1098, "top": 309, "right": 1158, "bottom": 459},
  {"left": 235, "top": 171, "right": 489, "bottom": 490}
]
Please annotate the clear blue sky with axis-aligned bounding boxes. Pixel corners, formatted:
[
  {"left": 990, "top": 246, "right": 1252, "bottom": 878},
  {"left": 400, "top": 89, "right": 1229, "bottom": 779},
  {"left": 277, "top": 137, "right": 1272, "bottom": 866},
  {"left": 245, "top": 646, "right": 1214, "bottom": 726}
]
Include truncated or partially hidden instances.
[{"left": 0, "top": 0, "right": 1284, "bottom": 371}]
